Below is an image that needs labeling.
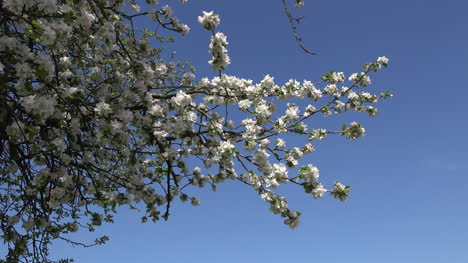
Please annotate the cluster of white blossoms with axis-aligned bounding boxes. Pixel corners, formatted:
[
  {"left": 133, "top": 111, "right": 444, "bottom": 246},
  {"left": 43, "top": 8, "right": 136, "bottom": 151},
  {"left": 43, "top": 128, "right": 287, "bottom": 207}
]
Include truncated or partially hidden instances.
[
  {"left": 198, "top": 11, "right": 230, "bottom": 70},
  {"left": 208, "top": 32, "right": 231, "bottom": 70},
  {"left": 0, "top": 0, "right": 391, "bottom": 261},
  {"left": 198, "top": 11, "right": 220, "bottom": 31}
]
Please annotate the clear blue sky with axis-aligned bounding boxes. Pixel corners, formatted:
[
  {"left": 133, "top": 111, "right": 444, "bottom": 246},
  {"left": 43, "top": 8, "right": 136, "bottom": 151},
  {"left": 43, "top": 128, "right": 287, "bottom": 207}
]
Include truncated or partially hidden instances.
[{"left": 53, "top": 0, "right": 468, "bottom": 262}]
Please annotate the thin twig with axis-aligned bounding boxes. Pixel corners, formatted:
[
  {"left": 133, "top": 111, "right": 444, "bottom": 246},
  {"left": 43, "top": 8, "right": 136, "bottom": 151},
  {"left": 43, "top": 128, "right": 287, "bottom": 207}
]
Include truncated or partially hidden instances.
[{"left": 281, "top": 0, "right": 317, "bottom": 55}]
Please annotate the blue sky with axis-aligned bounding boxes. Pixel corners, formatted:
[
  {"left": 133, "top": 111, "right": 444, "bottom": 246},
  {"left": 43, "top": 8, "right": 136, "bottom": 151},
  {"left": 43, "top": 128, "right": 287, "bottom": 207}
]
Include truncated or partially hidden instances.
[{"left": 52, "top": 0, "right": 468, "bottom": 262}]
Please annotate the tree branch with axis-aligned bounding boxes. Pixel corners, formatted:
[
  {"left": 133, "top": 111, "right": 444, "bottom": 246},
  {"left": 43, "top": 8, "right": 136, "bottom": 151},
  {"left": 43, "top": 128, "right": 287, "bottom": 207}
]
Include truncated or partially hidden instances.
[{"left": 281, "top": 0, "right": 317, "bottom": 55}]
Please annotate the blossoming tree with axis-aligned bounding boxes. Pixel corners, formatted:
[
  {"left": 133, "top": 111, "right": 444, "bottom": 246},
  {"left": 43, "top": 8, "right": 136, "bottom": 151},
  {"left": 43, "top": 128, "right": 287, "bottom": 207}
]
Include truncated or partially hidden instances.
[{"left": 0, "top": 0, "right": 391, "bottom": 261}]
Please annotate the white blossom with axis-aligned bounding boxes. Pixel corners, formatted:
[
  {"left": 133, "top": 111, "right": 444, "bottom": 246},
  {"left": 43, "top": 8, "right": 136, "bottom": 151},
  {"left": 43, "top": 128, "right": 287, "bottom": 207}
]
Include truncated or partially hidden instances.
[
  {"left": 162, "top": 5, "right": 173, "bottom": 17},
  {"left": 198, "top": 11, "right": 220, "bottom": 31},
  {"left": 94, "top": 101, "right": 111, "bottom": 116},
  {"left": 172, "top": 91, "right": 192, "bottom": 108},
  {"left": 130, "top": 4, "right": 141, "bottom": 13},
  {"left": 299, "top": 164, "right": 319, "bottom": 183},
  {"left": 275, "top": 138, "right": 286, "bottom": 149},
  {"left": 312, "top": 184, "right": 327, "bottom": 199},
  {"left": 377, "top": 56, "right": 389, "bottom": 65},
  {"left": 285, "top": 104, "right": 299, "bottom": 120},
  {"left": 208, "top": 32, "right": 230, "bottom": 70},
  {"left": 238, "top": 99, "right": 252, "bottom": 111},
  {"left": 219, "top": 141, "right": 235, "bottom": 155}
]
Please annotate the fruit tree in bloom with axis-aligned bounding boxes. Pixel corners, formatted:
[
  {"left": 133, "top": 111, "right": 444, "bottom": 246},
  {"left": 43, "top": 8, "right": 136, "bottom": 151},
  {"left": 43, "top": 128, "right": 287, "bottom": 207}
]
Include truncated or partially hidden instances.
[{"left": 0, "top": 0, "right": 391, "bottom": 261}]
